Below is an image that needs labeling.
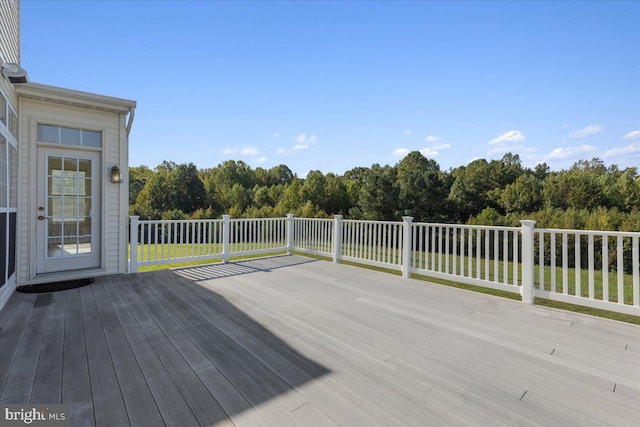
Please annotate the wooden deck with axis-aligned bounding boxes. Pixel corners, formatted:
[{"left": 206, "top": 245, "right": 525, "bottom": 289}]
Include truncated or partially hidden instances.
[{"left": 1, "top": 255, "right": 639, "bottom": 426}]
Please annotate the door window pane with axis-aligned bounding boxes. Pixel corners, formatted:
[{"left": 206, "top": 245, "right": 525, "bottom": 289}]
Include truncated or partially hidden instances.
[{"left": 46, "top": 155, "right": 94, "bottom": 259}]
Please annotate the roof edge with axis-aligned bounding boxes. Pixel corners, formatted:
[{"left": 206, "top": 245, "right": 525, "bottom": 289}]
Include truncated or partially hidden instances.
[{"left": 15, "top": 82, "right": 136, "bottom": 113}]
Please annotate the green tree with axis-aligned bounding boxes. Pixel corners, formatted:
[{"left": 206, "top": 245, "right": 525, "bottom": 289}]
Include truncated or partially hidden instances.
[
  {"left": 169, "top": 163, "right": 207, "bottom": 214},
  {"left": 358, "top": 164, "right": 399, "bottom": 220},
  {"left": 301, "top": 170, "right": 327, "bottom": 214},
  {"left": 128, "top": 165, "right": 154, "bottom": 206},
  {"left": 499, "top": 173, "right": 543, "bottom": 213},
  {"left": 396, "top": 151, "right": 449, "bottom": 221}
]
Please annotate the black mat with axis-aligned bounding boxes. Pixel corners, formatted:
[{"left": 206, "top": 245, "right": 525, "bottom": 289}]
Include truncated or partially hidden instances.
[{"left": 17, "top": 277, "right": 95, "bottom": 293}]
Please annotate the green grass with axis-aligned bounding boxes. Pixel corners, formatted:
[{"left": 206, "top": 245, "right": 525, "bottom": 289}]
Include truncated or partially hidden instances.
[
  {"left": 129, "top": 242, "right": 287, "bottom": 272},
  {"left": 414, "top": 251, "right": 635, "bottom": 305}
]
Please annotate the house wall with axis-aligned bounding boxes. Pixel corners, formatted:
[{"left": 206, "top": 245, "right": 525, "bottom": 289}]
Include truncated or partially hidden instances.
[
  {"left": 0, "top": 0, "right": 20, "bottom": 310},
  {"left": 0, "top": 0, "right": 20, "bottom": 104},
  {"left": 17, "top": 98, "right": 128, "bottom": 283},
  {"left": 0, "top": 0, "right": 20, "bottom": 66}
]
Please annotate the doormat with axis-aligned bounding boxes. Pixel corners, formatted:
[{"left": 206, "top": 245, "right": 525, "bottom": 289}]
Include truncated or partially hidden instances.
[{"left": 16, "top": 278, "right": 95, "bottom": 293}]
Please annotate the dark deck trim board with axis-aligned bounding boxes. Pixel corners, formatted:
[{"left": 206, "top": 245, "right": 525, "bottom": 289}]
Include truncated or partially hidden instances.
[{"left": 1, "top": 255, "right": 638, "bottom": 426}]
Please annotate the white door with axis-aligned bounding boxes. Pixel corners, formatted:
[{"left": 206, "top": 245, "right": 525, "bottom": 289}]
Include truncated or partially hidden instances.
[{"left": 36, "top": 147, "right": 101, "bottom": 274}]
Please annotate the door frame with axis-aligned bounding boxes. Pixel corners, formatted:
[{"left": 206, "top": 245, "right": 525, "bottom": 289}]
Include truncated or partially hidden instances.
[{"left": 28, "top": 117, "right": 107, "bottom": 280}]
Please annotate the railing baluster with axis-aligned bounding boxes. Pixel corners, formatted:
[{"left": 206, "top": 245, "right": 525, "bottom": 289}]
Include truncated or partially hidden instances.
[
  {"left": 539, "top": 231, "right": 544, "bottom": 291},
  {"left": 493, "top": 230, "right": 500, "bottom": 283},
  {"left": 513, "top": 230, "right": 520, "bottom": 286},
  {"left": 445, "top": 227, "right": 450, "bottom": 274},
  {"left": 575, "top": 233, "right": 581, "bottom": 297},
  {"left": 460, "top": 228, "right": 465, "bottom": 277},
  {"left": 452, "top": 227, "right": 457, "bottom": 276},
  {"left": 551, "top": 232, "right": 556, "bottom": 293},
  {"left": 602, "top": 235, "right": 609, "bottom": 302},
  {"left": 468, "top": 228, "right": 473, "bottom": 278},
  {"left": 503, "top": 230, "right": 508, "bottom": 284},
  {"left": 617, "top": 236, "right": 624, "bottom": 304},
  {"left": 476, "top": 228, "right": 481, "bottom": 279},
  {"left": 633, "top": 236, "right": 639, "bottom": 307},
  {"left": 588, "top": 234, "right": 595, "bottom": 299},
  {"left": 438, "top": 226, "right": 444, "bottom": 273},
  {"left": 484, "top": 229, "right": 489, "bottom": 281}
]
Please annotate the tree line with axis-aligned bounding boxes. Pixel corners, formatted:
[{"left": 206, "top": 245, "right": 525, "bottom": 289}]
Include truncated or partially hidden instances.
[{"left": 129, "top": 152, "right": 640, "bottom": 231}]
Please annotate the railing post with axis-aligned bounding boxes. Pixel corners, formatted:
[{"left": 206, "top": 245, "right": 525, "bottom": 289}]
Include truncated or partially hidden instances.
[
  {"left": 333, "top": 214, "right": 343, "bottom": 263},
  {"left": 402, "top": 216, "right": 413, "bottom": 278},
  {"left": 222, "top": 215, "right": 231, "bottom": 263},
  {"left": 520, "top": 220, "right": 537, "bottom": 304},
  {"left": 286, "top": 214, "right": 295, "bottom": 255},
  {"left": 129, "top": 215, "right": 139, "bottom": 273}
]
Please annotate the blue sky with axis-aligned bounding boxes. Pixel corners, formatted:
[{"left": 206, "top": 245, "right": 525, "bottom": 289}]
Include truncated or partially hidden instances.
[{"left": 20, "top": 1, "right": 640, "bottom": 176}]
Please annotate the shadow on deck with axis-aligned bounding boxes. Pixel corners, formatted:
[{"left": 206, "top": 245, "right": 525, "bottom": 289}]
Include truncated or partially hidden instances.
[{"left": 0, "top": 256, "right": 331, "bottom": 426}]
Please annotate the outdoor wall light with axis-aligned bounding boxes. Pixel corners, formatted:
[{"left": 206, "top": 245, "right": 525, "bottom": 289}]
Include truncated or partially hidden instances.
[{"left": 110, "top": 165, "right": 122, "bottom": 184}]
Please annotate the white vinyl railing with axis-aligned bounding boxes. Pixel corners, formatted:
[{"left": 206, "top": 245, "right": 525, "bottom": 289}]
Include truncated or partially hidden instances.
[
  {"left": 341, "top": 218, "right": 405, "bottom": 271},
  {"left": 129, "top": 215, "right": 289, "bottom": 272},
  {"left": 293, "top": 217, "right": 334, "bottom": 257},
  {"left": 129, "top": 215, "right": 640, "bottom": 316},
  {"left": 533, "top": 228, "right": 639, "bottom": 315},
  {"left": 410, "top": 222, "right": 523, "bottom": 295}
]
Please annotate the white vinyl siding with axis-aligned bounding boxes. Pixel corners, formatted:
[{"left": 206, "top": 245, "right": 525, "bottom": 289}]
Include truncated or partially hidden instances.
[{"left": 0, "top": 0, "right": 20, "bottom": 66}]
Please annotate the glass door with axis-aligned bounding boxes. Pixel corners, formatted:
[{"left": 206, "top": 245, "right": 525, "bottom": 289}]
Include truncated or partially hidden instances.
[{"left": 36, "top": 147, "right": 100, "bottom": 274}]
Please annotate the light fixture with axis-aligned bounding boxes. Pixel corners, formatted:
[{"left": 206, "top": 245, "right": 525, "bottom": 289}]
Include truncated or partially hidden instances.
[
  {"left": 110, "top": 165, "right": 122, "bottom": 184},
  {"left": 1, "top": 63, "right": 28, "bottom": 83}
]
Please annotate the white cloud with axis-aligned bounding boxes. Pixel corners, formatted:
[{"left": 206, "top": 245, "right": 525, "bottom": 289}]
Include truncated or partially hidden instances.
[
  {"left": 488, "top": 130, "right": 526, "bottom": 145},
  {"left": 544, "top": 144, "right": 596, "bottom": 160},
  {"left": 604, "top": 143, "right": 640, "bottom": 158},
  {"left": 425, "top": 135, "right": 441, "bottom": 143},
  {"left": 272, "top": 132, "right": 279, "bottom": 138},
  {"left": 393, "top": 148, "right": 410, "bottom": 157},
  {"left": 486, "top": 130, "right": 526, "bottom": 157},
  {"left": 420, "top": 148, "right": 440, "bottom": 157},
  {"left": 420, "top": 143, "right": 451, "bottom": 158},
  {"left": 403, "top": 129, "right": 412, "bottom": 135},
  {"left": 277, "top": 148, "right": 291, "bottom": 156},
  {"left": 562, "top": 123, "right": 569, "bottom": 129},
  {"left": 222, "top": 147, "right": 238, "bottom": 155},
  {"left": 293, "top": 144, "right": 309, "bottom": 151},
  {"left": 568, "top": 124, "right": 604, "bottom": 139},
  {"left": 295, "top": 133, "right": 319, "bottom": 144},
  {"left": 254, "top": 157, "right": 268, "bottom": 164},
  {"left": 622, "top": 130, "right": 640, "bottom": 140},
  {"left": 241, "top": 146, "right": 259, "bottom": 156}
]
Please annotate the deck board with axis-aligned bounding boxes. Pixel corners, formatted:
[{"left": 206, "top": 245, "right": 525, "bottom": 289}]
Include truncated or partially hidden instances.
[
  {"left": 61, "top": 288, "right": 94, "bottom": 427},
  {"left": 30, "top": 291, "right": 65, "bottom": 404},
  {"left": 78, "top": 283, "right": 130, "bottom": 427},
  {"left": 91, "top": 279, "right": 164, "bottom": 427},
  {"left": 1, "top": 254, "right": 639, "bottom": 426}
]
